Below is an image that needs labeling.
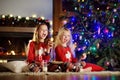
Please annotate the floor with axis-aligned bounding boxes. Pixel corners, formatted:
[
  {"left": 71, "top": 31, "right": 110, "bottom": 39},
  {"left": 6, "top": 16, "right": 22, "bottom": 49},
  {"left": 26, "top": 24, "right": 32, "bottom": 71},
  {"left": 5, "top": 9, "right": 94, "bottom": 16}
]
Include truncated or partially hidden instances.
[{"left": 0, "top": 71, "right": 120, "bottom": 80}]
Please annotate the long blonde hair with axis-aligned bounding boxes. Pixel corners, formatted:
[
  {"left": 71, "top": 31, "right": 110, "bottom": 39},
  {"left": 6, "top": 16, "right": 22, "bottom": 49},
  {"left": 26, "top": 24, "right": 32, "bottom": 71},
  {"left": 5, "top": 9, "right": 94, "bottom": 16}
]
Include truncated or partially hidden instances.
[{"left": 55, "top": 27, "right": 75, "bottom": 56}]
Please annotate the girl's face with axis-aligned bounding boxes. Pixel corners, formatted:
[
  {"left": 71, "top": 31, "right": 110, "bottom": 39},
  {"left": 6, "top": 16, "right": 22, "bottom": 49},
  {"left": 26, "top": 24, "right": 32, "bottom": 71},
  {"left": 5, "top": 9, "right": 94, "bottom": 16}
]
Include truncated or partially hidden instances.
[
  {"left": 38, "top": 24, "right": 48, "bottom": 40},
  {"left": 60, "top": 31, "right": 71, "bottom": 44}
]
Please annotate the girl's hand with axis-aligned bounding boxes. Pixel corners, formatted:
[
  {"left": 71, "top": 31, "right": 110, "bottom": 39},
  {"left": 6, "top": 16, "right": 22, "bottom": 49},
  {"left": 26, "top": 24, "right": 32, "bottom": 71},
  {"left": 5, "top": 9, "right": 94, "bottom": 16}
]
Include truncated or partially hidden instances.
[
  {"left": 47, "top": 40, "right": 53, "bottom": 49},
  {"left": 44, "top": 39, "right": 54, "bottom": 55},
  {"left": 81, "top": 61, "right": 86, "bottom": 67},
  {"left": 80, "top": 53, "right": 87, "bottom": 60}
]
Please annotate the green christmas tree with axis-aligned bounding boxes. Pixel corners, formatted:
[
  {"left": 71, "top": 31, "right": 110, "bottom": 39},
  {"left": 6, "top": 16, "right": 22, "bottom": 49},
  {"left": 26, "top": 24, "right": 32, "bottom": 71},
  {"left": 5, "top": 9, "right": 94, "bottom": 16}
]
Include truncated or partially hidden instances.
[{"left": 61, "top": 0, "right": 120, "bottom": 70}]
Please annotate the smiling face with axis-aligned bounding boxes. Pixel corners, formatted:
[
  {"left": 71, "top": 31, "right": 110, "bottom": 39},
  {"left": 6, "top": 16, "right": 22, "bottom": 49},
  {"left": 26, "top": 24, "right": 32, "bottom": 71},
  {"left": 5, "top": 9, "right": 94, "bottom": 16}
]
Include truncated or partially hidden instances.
[
  {"left": 38, "top": 24, "right": 48, "bottom": 41},
  {"left": 60, "top": 30, "right": 71, "bottom": 45}
]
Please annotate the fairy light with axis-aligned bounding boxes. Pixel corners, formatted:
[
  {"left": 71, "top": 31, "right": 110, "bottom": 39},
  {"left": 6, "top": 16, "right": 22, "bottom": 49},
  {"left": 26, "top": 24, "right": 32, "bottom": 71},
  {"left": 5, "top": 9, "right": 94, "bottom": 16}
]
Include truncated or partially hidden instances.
[
  {"left": 75, "top": 7, "right": 77, "bottom": 10},
  {"left": 63, "top": 19, "right": 67, "bottom": 25},
  {"left": 18, "top": 16, "right": 21, "bottom": 19},
  {"left": 112, "top": 18, "right": 115, "bottom": 23},
  {"left": 82, "top": 0, "right": 84, "bottom": 2},
  {"left": 97, "top": 8, "right": 100, "bottom": 10},
  {"left": 2, "top": 15, "right": 5, "bottom": 18},
  {"left": 78, "top": 0, "right": 80, "bottom": 2},
  {"left": 79, "top": 36, "right": 82, "bottom": 40},
  {"left": 87, "top": 51, "right": 90, "bottom": 54},
  {"left": 106, "top": 6, "right": 110, "bottom": 10},
  {"left": 49, "top": 20, "right": 53, "bottom": 26},
  {"left": 113, "top": 9, "right": 117, "bottom": 12},
  {"left": 41, "top": 16, "right": 45, "bottom": 20},
  {"left": 9, "top": 14, "right": 13, "bottom": 17},
  {"left": 32, "top": 14, "right": 37, "bottom": 18},
  {"left": 26, "top": 17, "right": 29, "bottom": 20}
]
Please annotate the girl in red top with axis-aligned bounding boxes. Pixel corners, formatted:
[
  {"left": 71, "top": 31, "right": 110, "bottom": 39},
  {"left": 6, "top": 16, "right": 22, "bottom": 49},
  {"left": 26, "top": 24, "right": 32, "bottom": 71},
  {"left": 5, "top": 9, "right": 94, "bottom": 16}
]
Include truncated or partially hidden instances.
[
  {"left": 54, "top": 27, "right": 103, "bottom": 72},
  {"left": 54, "top": 27, "right": 77, "bottom": 72},
  {"left": 27, "top": 22, "right": 53, "bottom": 72},
  {"left": 55, "top": 27, "right": 76, "bottom": 63}
]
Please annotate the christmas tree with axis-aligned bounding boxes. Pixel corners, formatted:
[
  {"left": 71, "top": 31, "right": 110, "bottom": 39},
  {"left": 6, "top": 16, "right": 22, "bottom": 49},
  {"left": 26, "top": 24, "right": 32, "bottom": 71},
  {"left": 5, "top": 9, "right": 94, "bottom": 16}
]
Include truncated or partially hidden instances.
[{"left": 61, "top": 0, "right": 120, "bottom": 70}]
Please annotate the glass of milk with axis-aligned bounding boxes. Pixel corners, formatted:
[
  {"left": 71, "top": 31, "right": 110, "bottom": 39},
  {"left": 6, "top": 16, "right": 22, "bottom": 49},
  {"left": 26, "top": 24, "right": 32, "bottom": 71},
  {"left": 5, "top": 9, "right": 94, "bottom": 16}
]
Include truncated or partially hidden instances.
[{"left": 42, "top": 60, "right": 48, "bottom": 72}]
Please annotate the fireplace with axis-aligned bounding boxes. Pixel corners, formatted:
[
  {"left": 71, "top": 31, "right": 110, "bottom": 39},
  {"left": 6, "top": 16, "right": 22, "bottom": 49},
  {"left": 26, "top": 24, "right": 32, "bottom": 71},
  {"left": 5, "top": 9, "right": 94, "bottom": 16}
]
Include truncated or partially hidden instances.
[{"left": 0, "top": 27, "right": 35, "bottom": 61}]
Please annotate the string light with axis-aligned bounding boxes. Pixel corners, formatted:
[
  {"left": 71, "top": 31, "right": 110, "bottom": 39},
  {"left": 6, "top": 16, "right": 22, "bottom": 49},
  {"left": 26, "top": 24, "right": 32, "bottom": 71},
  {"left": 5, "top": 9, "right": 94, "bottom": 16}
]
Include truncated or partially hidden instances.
[
  {"left": 78, "top": 0, "right": 80, "bottom": 2},
  {"left": 0, "top": 14, "right": 50, "bottom": 27},
  {"left": 97, "top": 8, "right": 100, "bottom": 10},
  {"left": 26, "top": 17, "right": 29, "bottom": 20},
  {"left": 18, "top": 16, "right": 21, "bottom": 19},
  {"left": 82, "top": 0, "right": 84, "bottom": 2},
  {"left": 41, "top": 16, "right": 45, "bottom": 20},
  {"left": 49, "top": 20, "right": 53, "bottom": 26},
  {"left": 32, "top": 14, "right": 37, "bottom": 18},
  {"left": 2, "top": 15, "right": 5, "bottom": 18},
  {"left": 9, "top": 14, "right": 13, "bottom": 17}
]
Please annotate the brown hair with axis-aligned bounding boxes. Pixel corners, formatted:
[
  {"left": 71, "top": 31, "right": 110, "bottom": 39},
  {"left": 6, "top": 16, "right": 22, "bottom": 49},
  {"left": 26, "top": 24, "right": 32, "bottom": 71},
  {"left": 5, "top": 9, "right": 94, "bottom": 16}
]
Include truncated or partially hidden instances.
[{"left": 32, "top": 22, "right": 50, "bottom": 49}]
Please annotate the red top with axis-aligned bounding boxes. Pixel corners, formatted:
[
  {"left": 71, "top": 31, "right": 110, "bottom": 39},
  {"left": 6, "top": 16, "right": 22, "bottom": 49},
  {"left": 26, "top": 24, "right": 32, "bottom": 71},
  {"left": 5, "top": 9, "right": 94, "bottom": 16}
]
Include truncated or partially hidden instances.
[
  {"left": 55, "top": 45, "right": 77, "bottom": 63},
  {"left": 27, "top": 41, "right": 50, "bottom": 63}
]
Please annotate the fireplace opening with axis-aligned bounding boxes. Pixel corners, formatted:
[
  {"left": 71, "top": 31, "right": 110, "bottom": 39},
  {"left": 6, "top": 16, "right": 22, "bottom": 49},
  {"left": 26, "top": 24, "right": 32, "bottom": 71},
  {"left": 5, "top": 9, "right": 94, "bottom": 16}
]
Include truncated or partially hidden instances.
[{"left": 0, "top": 32, "right": 33, "bottom": 56}]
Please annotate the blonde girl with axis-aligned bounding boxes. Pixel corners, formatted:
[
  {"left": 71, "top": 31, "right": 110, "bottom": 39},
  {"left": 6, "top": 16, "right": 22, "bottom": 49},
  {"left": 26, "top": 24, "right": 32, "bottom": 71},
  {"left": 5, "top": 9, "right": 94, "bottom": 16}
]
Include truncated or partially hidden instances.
[{"left": 54, "top": 27, "right": 77, "bottom": 72}]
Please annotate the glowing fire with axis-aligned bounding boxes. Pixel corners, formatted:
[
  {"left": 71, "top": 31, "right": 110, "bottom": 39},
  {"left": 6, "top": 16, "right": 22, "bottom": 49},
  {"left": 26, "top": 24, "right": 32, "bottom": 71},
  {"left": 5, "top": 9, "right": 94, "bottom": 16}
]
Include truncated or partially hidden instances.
[{"left": 11, "top": 50, "right": 16, "bottom": 55}]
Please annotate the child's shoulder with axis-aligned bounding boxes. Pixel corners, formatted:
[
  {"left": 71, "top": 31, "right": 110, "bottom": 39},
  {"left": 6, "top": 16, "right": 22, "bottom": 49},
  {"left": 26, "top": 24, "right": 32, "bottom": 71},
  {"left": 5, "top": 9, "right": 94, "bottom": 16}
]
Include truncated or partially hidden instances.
[
  {"left": 55, "top": 45, "right": 68, "bottom": 49},
  {"left": 56, "top": 45, "right": 62, "bottom": 48},
  {"left": 28, "top": 40, "right": 36, "bottom": 45}
]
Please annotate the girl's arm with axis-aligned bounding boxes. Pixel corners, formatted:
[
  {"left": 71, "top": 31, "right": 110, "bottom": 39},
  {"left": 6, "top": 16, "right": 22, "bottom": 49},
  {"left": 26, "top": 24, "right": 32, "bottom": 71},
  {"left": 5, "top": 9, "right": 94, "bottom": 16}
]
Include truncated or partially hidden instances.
[{"left": 27, "top": 42, "right": 35, "bottom": 63}]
